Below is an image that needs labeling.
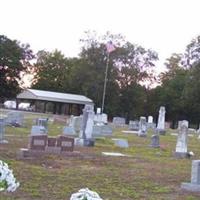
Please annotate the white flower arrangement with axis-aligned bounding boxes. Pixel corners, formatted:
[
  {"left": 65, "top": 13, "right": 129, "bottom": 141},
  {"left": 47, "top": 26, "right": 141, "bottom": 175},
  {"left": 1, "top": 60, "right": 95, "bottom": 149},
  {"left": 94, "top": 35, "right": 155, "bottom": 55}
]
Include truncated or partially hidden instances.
[
  {"left": 0, "top": 160, "right": 20, "bottom": 192},
  {"left": 70, "top": 188, "right": 103, "bottom": 200}
]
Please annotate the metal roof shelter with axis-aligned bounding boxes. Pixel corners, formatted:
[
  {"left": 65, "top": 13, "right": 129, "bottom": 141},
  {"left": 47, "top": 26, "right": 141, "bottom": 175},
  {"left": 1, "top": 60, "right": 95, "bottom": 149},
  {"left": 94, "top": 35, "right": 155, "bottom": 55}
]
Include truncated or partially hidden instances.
[{"left": 16, "top": 89, "right": 93, "bottom": 115}]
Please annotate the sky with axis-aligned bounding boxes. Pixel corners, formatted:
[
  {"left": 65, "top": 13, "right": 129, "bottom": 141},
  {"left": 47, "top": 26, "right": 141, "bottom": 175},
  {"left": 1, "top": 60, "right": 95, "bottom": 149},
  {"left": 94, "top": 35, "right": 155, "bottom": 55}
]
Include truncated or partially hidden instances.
[{"left": 1, "top": 0, "right": 200, "bottom": 74}]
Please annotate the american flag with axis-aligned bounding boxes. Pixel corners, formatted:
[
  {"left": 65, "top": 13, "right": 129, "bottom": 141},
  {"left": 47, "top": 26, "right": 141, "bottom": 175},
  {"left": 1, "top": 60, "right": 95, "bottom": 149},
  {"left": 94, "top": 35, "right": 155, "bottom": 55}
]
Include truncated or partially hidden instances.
[{"left": 106, "top": 41, "right": 116, "bottom": 53}]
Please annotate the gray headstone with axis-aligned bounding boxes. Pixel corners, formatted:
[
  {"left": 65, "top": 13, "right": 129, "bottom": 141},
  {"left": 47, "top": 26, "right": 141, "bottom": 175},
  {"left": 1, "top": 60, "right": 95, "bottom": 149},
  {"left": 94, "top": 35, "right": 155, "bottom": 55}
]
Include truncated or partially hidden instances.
[
  {"left": 175, "top": 120, "right": 188, "bottom": 158},
  {"left": 112, "top": 138, "right": 129, "bottom": 148},
  {"left": 63, "top": 126, "right": 76, "bottom": 136},
  {"left": 0, "top": 118, "right": 8, "bottom": 143},
  {"left": 31, "top": 125, "right": 47, "bottom": 135},
  {"left": 78, "top": 105, "right": 95, "bottom": 146},
  {"left": 6, "top": 111, "right": 24, "bottom": 127},
  {"left": 92, "top": 125, "right": 112, "bottom": 137},
  {"left": 150, "top": 134, "right": 160, "bottom": 148},
  {"left": 35, "top": 118, "right": 48, "bottom": 133},
  {"left": 73, "top": 116, "right": 83, "bottom": 134},
  {"left": 112, "top": 117, "right": 126, "bottom": 127},
  {"left": 138, "top": 117, "right": 147, "bottom": 137},
  {"left": 147, "top": 122, "right": 156, "bottom": 129},
  {"left": 181, "top": 160, "right": 200, "bottom": 192},
  {"left": 63, "top": 115, "right": 76, "bottom": 136},
  {"left": 157, "top": 106, "right": 166, "bottom": 135},
  {"left": 129, "top": 120, "right": 139, "bottom": 131}
]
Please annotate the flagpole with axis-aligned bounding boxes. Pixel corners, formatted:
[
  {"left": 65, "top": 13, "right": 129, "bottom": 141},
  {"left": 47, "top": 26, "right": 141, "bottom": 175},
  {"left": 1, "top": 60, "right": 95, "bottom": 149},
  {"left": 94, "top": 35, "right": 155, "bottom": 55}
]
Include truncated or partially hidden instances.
[{"left": 101, "top": 52, "right": 110, "bottom": 113}]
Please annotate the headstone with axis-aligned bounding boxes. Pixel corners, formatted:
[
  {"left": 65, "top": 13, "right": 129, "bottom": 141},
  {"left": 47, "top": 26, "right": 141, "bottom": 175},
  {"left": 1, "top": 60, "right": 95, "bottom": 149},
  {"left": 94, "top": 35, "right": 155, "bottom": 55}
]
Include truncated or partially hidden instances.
[
  {"left": 63, "top": 126, "right": 76, "bottom": 136},
  {"left": 97, "top": 108, "right": 101, "bottom": 114},
  {"left": 31, "top": 125, "right": 47, "bottom": 135},
  {"left": 73, "top": 116, "right": 83, "bottom": 134},
  {"left": 181, "top": 160, "right": 200, "bottom": 192},
  {"left": 148, "top": 116, "right": 153, "bottom": 123},
  {"left": 78, "top": 105, "right": 95, "bottom": 146},
  {"left": 57, "top": 135, "right": 74, "bottom": 152},
  {"left": 147, "top": 116, "right": 156, "bottom": 129},
  {"left": 94, "top": 113, "right": 108, "bottom": 126},
  {"left": 6, "top": 111, "right": 24, "bottom": 127},
  {"left": 0, "top": 118, "right": 8, "bottom": 144},
  {"left": 36, "top": 118, "right": 48, "bottom": 131},
  {"left": 157, "top": 106, "right": 166, "bottom": 135},
  {"left": 112, "top": 138, "right": 129, "bottom": 148},
  {"left": 112, "top": 117, "right": 126, "bottom": 127},
  {"left": 29, "top": 135, "right": 47, "bottom": 151},
  {"left": 92, "top": 125, "right": 113, "bottom": 137},
  {"left": 150, "top": 134, "right": 160, "bottom": 148},
  {"left": 175, "top": 120, "right": 188, "bottom": 158},
  {"left": 147, "top": 122, "right": 156, "bottom": 129},
  {"left": 102, "top": 113, "right": 108, "bottom": 124},
  {"left": 45, "top": 137, "right": 60, "bottom": 153},
  {"left": 129, "top": 120, "right": 139, "bottom": 131},
  {"left": 63, "top": 115, "right": 76, "bottom": 136},
  {"left": 138, "top": 117, "right": 147, "bottom": 137}
]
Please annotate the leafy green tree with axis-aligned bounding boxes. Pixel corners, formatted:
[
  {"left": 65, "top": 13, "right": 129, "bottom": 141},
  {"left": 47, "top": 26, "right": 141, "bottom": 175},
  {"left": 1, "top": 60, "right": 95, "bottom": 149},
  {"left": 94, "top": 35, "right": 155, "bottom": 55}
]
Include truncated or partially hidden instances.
[
  {"left": 183, "top": 62, "right": 200, "bottom": 124},
  {"left": 0, "top": 35, "right": 34, "bottom": 102},
  {"left": 32, "top": 50, "right": 73, "bottom": 92},
  {"left": 149, "top": 54, "right": 188, "bottom": 127}
]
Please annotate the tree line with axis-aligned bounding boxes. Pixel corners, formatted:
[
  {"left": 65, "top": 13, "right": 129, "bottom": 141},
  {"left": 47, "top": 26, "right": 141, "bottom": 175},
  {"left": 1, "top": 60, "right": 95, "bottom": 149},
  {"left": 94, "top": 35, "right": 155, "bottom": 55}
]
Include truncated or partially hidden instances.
[{"left": 1, "top": 32, "right": 200, "bottom": 127}]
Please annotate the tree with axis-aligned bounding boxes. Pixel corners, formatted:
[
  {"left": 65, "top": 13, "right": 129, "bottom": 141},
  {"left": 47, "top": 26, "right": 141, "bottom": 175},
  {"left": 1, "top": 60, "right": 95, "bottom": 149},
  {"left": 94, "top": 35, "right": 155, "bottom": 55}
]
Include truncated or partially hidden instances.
[
  {"left": 32, "top": 31, "right": 158, "bottom": 119},
  {"left": 182, "top": 62, "right": 200, "bottom": 124},
  {"left": 0, "top": 35, "right": 34, "bottom": 102},
  {"left": 148, "top": 54, "right": 188, "bottom": 127},
  {"left": 32, "top": 50, "right": 73, "bottom": 92},
  {"left": 182, "top": 35, "right": 200, "bottom": 68}
]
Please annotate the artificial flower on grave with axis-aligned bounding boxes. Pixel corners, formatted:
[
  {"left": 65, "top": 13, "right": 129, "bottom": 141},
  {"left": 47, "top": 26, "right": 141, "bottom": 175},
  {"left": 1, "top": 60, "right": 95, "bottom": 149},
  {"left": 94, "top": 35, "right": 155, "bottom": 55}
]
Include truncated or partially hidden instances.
[
  {"left": 0, "top": 160, "right": 20, "bottom": 192},
  {"left": 70, "top": 188, "right": 103, "bottom": 200}
]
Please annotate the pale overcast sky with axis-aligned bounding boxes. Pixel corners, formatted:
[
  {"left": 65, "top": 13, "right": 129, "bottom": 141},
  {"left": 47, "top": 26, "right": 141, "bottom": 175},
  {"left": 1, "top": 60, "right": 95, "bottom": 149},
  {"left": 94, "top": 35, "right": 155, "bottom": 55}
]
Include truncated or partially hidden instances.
[{"left": 1, "top": 0, "right": 200, "bottom": 72}]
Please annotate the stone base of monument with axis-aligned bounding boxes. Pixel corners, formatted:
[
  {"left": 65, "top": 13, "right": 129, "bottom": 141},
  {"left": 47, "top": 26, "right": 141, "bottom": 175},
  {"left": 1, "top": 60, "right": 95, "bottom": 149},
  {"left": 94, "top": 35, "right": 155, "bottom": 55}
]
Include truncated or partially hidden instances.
[
  {"left": 157, "top": 129, "right": 166, "bottom": 135},
  {"left": 75, "top": 138, "right": 95, "bottom": 147},
  {"left": 181, "top": 182, "right": 200, "bottom": 192},
  {"left": 83, "top": 139, "right": 95, "bottom": 147},
  {"left": 174, "top": 152, "right": 188, "bottom": 158},
  {"left": 0, "top": 139, "right": 8, "bottom": 144}
]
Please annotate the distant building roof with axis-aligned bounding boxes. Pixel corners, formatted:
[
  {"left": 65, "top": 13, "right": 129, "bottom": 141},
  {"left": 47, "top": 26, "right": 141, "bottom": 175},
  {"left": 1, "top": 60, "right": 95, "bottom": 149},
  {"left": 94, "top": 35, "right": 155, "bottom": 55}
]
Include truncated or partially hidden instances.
[{"left": 17, "top": 89, "right": 93, "bottom": 105}]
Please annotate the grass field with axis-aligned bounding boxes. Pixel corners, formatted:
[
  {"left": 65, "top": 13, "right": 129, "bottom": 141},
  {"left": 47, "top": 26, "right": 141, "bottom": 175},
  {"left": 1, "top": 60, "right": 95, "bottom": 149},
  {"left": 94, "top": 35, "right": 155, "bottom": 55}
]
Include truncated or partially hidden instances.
[{"left": 1, "top": 111, "right": 200, "bottom": 200}]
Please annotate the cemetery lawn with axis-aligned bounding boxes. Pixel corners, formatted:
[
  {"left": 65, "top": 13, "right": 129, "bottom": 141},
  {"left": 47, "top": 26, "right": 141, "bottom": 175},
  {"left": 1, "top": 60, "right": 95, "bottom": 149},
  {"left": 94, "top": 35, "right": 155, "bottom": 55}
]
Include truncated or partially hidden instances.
[{"left": 1, "top": 112, "right": 200, "bottom": 200}]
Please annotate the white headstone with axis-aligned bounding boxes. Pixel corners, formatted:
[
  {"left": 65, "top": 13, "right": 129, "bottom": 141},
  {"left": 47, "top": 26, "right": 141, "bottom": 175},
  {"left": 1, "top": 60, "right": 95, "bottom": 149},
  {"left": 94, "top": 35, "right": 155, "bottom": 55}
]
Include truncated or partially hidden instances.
[
  {"left": 148, "top": 116, "right": 153, "bottom": 123},
  {"left": 175, "top": 120, "right": 188, "bottom": 157},
  {"left": 101, "top": 113, "right": 108, "bottom": 124},
  {"left": 97, "top": 108, "right": 101, "bottom": 114}
]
